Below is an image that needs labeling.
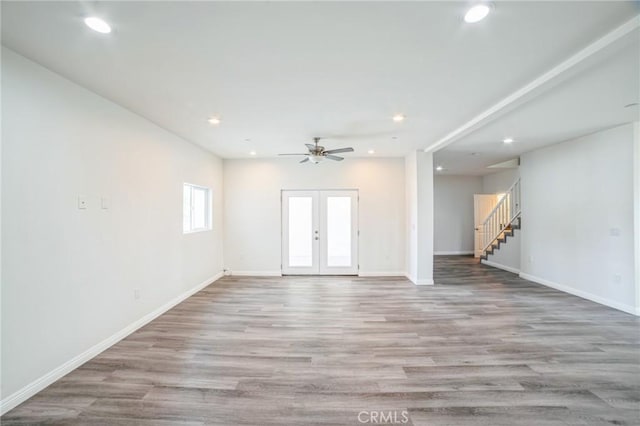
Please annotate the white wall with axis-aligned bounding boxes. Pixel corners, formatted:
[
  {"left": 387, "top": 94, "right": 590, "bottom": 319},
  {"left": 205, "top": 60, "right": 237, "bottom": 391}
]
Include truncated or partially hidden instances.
[
  {"left": 519, "top": 123, "right": 637, "bottom": 315},
  {"left": 434, "top": 175, "right": 483, "bottom": 254},
  {"left": 223, "top": 157, "right": 405, "bottom": 275},
  {"left": 482, "top": 168, "right": 519, "bottom": 194},
  {"left": 1, "top": 48, "right": 224, "bottom": 409}
]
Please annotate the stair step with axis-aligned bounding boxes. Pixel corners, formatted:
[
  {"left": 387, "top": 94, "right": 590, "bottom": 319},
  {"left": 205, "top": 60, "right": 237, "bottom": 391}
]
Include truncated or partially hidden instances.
[{"left": 482, "top": 216, "right": 521, "bottom": 260}]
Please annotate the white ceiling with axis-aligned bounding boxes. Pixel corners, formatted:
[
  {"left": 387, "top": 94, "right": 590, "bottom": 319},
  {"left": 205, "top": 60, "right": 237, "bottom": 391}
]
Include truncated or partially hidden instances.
[
  {"left": 435, "top": 37, "right": 640, "bottom": 175},
  {"left": 2, "top": 1, "right": 638, "bottom": 166}
]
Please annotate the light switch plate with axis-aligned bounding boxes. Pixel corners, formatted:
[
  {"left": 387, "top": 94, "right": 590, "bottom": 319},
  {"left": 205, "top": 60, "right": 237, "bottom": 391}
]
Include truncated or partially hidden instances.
[{"left": 101, "top": 197, "right": 109, "bottom": 210}]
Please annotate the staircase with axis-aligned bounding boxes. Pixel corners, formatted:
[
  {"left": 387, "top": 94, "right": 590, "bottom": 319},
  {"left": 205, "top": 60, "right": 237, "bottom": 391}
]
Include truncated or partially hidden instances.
[
  {"left": 480, "top": 217, "right": 521, "bottom": 261},
  {"left": 479, "top": 178, "right": 521, "bottom": 262}
]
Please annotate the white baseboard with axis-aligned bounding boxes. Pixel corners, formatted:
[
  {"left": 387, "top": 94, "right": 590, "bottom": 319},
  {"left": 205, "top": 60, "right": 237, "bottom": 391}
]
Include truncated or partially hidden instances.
[
  {"left": 481, "top": 259, "right": 520, "bottom": 275},
  {"left": 0, "top": 271, "right": 224, "bottom": 416},
  {"left": 404, "top": 272, "right": 434, "bottom": 286},
  {"left": 519, "top": 272, "right": 639, "bottom": 316},
  {"left": 434, "top": 251, "right": 474, "bottom": 256},
  {"left": 231, "top": 270, "right": 282, "bottom": 277},
  {"left": 359, "top": 271, "right": 406, "bottom": 277}
]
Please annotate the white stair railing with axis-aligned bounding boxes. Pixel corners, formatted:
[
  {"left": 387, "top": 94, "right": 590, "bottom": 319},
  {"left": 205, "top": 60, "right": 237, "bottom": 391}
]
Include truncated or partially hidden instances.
[{"left": 481, "top": 178, "right": 521, "bottom": 253}]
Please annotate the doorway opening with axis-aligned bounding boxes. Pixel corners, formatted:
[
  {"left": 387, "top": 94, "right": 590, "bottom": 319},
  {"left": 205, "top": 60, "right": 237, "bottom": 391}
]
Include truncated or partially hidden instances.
[{"left": 473, "top": 193, "right": 506, "bottom": 257}]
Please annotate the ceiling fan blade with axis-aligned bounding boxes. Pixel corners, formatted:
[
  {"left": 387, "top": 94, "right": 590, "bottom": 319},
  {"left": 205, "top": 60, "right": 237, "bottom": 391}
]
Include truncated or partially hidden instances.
[
  {"left": 325, "top": 154, "right": 344, "bottom": 161},
  {"left": 305, "top": 144, "right": 316, "bottom": 151},
  {"left": 299, "top": 157, "right": 310, "bottom": 163},
  {"left": 278, "top": 153, "right": 308, "bottom": 156},
  {"left": 323, "top": 147, "right": 354, "bottom": 155}
]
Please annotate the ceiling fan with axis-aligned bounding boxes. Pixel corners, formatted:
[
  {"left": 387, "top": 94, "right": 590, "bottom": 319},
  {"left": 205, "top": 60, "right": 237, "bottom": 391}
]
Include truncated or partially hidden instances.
[{"left": 279, "top": 137, "right": 354, "bottom": 164}]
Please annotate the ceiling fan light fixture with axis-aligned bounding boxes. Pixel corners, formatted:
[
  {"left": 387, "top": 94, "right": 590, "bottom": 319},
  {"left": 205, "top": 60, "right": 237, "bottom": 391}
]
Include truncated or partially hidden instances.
[
  {"left": 309, "top": 154, "right": 325, "bottom": 164},
  {"left": 279, "top": 137, "right": 353, "bottom": 164}
]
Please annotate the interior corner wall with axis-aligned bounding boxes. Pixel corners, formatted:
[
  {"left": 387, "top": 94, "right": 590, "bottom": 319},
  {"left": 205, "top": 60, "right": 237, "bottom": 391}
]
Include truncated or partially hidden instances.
[
  {"left": 519, "top": 123, "right": 636, "bottom": 315},
  {"left": 415, "top": 151, "right": 435, "bottom": 285},
  {"left": 634, "top": 121, "right": 640, "bottom": 314},
  {"left": 434, "top": 175, "right": 483, "bottom": 254},
  {"left": 1, "top": 48, "right": 224, "bottom": 408},
  {"left": 404, "top": 151, "right": 435, "bottom": 285},
  {"left": 223, "top": 157, "right": 405, "bottom": 276},
  {"left": 405, "top": 151, "right": 418, "bottom": 282},
  {"left": 482, "top": 168, "right": 520, "bottom": 194}
]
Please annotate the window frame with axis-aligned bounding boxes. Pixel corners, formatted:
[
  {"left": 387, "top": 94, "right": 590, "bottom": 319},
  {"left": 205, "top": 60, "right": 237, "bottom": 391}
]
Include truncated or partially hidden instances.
[{"left": 183, "top": 183, "right": 212, "bottom": 234}]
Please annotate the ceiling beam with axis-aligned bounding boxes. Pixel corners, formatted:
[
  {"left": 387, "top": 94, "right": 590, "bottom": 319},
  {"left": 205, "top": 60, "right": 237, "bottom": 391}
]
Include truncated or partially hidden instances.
[{"left": 424, "top": 15, "right": 640, "bottom": 153}]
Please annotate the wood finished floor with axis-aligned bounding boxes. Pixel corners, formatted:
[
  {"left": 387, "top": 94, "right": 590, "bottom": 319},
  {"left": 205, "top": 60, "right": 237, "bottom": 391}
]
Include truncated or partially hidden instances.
[{"left": 3, "top": 256, "right": 639, "bottom": 425}]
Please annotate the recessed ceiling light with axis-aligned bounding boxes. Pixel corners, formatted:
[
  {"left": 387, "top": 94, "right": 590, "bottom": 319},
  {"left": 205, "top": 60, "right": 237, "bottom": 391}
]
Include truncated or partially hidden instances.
[
  {"left": 503, "top": 137, "right": 514, "bottom": 144},
  {"left": 392, "top": 114, "right": 405, "bottom": 123},
  {"left": 436, "top": 166, "right": 443, "bottom": 171},
  {"left": 368, "top": 149, "right": 376, "bottom": 154},
  {"left": 84, "top": 17, "right": 111, "bottom": 34},
  {"left": 391, "top": 136, "right": 398, "bottom": 140},
  {"left": 464, "top": 4, "right": 491, "bottom": 23},
  {"left": 208, "top": 116, "right": 221, "bottom": 126},
  {"left": 249, "top": 151, "right": 256, "bottom": 156}
]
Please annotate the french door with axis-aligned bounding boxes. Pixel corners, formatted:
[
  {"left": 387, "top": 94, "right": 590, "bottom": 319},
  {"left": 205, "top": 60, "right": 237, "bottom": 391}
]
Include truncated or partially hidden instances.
[{"left": 281, "top": 190, "right": 358, "bottom": 275}]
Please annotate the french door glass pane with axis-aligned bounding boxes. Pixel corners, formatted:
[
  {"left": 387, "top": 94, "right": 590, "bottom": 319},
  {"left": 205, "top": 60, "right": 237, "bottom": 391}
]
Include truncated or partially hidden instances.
[
  {"left": 193, "top": 188, "right": 207, "bottom": 229},
  {"left": 289, "top": 197, "right": 313, "bottom": 267},
  {"left": 326, "top": 196, "right": 351, "bottom": 267}
]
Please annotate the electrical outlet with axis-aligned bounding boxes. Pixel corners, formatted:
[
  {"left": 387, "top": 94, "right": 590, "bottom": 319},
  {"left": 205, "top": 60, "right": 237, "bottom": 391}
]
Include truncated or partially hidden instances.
[
  {"left": 613, "top": 274, "right": 622, "bottom": 284},
  {"left": 134, "top": 288, "right": 140, "bottom": 300},
  {"left": 78, "top": 196, "right": 87, "bottom": 209},
  {"left": 528, "top": 255, "right": 534, "bottom": 264}
]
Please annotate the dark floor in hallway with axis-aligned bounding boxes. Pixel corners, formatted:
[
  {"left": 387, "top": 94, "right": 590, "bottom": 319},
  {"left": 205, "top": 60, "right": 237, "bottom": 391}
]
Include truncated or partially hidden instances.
[{"left": 3, "top": 256, "right": 639, "bottom": 425}]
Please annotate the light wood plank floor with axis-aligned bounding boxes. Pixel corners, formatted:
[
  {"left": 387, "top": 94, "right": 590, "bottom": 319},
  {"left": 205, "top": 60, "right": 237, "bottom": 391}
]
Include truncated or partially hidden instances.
[{"left": 3, "top": 256, "right": 639, "bottom": 425}]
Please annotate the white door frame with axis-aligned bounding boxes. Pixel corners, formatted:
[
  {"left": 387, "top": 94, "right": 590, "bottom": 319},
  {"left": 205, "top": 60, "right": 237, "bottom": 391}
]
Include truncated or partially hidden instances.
[{"left": 281, "top": 189, "right": 359, "bottom": 275}]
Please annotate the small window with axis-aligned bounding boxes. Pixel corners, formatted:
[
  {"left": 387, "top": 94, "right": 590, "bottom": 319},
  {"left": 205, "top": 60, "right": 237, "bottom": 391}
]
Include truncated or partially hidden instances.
[{"left": 183, "top": 183, "right": 212, "bottom": 233}]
